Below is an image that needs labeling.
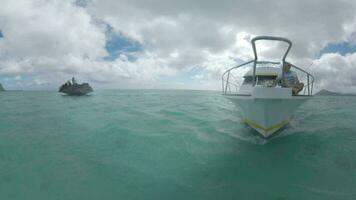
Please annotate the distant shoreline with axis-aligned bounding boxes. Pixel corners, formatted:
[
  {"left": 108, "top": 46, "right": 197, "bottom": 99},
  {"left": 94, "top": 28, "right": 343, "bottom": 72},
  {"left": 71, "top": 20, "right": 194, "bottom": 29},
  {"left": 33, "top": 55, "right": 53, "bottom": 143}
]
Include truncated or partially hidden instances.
[{"left": 315, "top": 89, "right": 356, "bottom": 96}]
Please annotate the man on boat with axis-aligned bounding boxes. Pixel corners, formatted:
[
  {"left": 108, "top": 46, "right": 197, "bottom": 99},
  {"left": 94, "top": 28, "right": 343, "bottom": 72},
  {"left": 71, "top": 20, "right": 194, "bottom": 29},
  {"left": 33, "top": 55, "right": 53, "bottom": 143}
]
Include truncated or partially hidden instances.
[
  {"left": 276, "top": 62, "right": 304, "bottom": 95},
  {"left": 72, "top": 77, "right": 77, "bottom": 85}
]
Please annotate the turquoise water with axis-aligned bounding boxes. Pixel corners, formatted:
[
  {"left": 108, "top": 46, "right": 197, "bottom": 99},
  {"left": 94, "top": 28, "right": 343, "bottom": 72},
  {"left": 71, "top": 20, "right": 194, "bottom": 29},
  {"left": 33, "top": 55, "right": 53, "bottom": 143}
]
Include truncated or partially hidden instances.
[{"left": 1, "top": 90, "right": 356, "bottom": 199}]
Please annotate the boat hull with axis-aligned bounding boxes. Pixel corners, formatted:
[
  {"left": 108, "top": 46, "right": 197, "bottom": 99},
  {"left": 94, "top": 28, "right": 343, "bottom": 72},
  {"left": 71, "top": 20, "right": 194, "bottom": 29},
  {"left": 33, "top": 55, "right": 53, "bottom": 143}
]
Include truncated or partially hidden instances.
[
  {"left": 225, "top": 88, "right": 311, "bottom": 137},
  {"left": 59, "top": 83, "right": 93, "bottom": 96}
]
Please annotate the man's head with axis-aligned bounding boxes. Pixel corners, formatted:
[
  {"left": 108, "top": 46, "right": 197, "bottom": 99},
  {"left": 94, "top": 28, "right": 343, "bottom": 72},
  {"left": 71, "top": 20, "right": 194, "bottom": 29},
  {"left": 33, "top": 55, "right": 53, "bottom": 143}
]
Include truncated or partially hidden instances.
[{"left": 283, "top": 62, "right": 292, "bottom": 72}]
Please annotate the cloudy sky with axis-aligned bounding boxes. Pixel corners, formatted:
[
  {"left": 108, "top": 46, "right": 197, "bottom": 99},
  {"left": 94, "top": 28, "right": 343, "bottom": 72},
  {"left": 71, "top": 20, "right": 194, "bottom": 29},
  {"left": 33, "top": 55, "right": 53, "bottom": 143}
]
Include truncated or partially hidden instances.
[{"left": 1, "top": 0, "right": 356, "bottom": 92}]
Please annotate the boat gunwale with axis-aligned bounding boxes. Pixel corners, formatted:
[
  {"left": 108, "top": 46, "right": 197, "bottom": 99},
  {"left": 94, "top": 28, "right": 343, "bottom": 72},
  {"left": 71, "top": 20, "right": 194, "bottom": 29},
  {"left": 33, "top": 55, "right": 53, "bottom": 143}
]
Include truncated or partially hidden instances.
[{"left": 222, "top": 93, "right": 313, "bottom": 97}]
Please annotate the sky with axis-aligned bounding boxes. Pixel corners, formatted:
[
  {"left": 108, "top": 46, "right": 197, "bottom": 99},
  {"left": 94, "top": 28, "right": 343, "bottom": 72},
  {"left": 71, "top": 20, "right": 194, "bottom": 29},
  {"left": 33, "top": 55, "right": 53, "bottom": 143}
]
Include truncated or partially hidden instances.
[{"left": 1, "top": 0, "right": 356, "bottom": 92}]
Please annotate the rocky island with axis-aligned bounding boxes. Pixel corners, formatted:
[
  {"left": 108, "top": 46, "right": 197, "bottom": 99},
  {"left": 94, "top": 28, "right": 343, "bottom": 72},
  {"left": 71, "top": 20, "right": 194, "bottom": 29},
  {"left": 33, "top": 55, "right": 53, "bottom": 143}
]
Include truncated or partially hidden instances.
[
  {"left": 315, "top": 89, "right": 356, "bottom": 96},
  {"left": 59, "top": 77, "right": 93, "bottom": 96},
  {"left": 0, "top": 83, "right": 5, "bottom": 91}
]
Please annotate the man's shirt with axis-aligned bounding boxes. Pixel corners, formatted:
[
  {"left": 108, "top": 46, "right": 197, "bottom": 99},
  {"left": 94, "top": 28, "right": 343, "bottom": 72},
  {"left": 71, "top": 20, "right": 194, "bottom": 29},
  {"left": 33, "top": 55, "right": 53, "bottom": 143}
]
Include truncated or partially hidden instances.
[{"left": 277, "top": 70, "right": 298, "bottom": 86}]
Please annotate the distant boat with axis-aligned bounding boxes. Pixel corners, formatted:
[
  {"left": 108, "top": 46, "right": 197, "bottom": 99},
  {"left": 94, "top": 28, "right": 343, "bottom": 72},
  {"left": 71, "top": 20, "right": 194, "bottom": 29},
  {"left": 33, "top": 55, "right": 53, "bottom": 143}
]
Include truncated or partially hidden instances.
[
  {"left": 0, "top": 83, "right": 5, "bottom": 91},
  {"left": 59, "top": 77, "right": 93, "bottom": 96},
  {"left": 222, "top": 36, "right": 315, "bottom": 138}
]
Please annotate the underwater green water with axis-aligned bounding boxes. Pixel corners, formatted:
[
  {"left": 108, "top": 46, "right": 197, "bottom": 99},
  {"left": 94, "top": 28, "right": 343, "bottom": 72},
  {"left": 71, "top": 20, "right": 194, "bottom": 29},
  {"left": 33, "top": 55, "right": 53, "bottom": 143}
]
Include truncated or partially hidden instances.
[{"left": 0, "top": 90, "right": 356, "bottom": 200}]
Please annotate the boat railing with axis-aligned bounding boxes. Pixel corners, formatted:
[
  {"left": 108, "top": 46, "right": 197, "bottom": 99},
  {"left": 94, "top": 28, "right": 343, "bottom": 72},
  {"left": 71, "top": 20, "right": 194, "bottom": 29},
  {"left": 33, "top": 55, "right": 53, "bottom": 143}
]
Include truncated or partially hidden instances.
[
  {"left": 222, "top": 61, "right": 315, "bottom": 96},
  {"left": 221, "top": 60, "right": 254, "bottom": 94},
  {"left": 290, "top": 63, "right": 315, "bottom": 95}
]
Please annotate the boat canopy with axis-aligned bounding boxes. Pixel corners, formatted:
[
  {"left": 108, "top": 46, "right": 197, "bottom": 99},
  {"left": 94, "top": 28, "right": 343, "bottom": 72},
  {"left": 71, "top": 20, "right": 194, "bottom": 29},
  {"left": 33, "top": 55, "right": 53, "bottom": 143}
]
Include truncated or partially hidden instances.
[{"left": 243, "top": 67, "right": 280, "bottom": 77}]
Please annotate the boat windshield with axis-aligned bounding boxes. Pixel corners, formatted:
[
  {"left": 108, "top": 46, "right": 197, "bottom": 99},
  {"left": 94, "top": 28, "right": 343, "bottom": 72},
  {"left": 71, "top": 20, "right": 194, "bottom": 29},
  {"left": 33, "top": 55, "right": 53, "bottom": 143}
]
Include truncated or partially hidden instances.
[
  {"left": 257, "top": 75, "right": 277, "bottom": 86},
  {"left": 243, "top": 75, "right": 277, "bottom": 86},
  {"left": 242, "top": 77, "right": 253, "bottom": 85}
]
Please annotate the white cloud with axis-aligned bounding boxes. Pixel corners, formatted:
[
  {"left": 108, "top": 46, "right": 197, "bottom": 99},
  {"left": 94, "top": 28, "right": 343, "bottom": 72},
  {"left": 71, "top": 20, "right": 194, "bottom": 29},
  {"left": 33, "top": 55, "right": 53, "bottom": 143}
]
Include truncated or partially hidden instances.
[
  {"left": 91, "top": 0, "right": 356, "bottom": 56},
  {"left": 0, "top": 0, "right": 106, "bottom": 59},
  {"left": 87, "top": 0, "right": 356, "bottom": 91},
  {"left": 1, "top": 0, "right": 356, "bottom": 91},
  {"left": 310, "top": 52, "right": 356, "bottom": 92},
  {"left": 0, "top": 0, "right": 176, "bottom": 89}
]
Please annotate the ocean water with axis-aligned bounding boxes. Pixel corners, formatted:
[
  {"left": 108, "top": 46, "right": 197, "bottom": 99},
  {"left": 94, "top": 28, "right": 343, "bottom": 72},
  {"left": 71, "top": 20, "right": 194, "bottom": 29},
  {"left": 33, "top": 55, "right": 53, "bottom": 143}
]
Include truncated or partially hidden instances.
[{"left": 0, "top": 90, "right": 356, "bottom": 200}]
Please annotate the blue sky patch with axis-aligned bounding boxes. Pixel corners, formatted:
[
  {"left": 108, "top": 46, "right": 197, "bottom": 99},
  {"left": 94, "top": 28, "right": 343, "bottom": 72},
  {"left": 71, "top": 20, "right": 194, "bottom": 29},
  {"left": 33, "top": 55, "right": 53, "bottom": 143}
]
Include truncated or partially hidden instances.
[
  {"left": 74, "top": 0, "right": 89, "bottom": 8},
  {"left": 319, "top": 41, "right": 356, "bottom": 56},
  {"left": 104, "top": 27, "right": 143, "bottom": 61}
]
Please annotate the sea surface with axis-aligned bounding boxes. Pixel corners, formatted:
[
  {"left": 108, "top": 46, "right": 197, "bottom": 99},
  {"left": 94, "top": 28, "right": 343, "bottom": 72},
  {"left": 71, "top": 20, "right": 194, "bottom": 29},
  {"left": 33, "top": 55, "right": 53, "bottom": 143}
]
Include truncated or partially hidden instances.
[{"left": 0, "top": 90, "right": 356, "bottom": 200}]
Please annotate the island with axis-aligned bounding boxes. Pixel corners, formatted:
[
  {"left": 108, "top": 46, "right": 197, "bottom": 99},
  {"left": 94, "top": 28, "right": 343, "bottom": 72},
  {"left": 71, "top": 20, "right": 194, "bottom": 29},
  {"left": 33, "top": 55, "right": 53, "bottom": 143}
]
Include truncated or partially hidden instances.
[
  {"left": 59, "top": 77, "right": 93, "bottom": 96},
  {"left": 0, "top": 83, "right": 5, "bottom": 91},
  {"left": 315, "top": 89, "right": 356, "bottom": 96}
]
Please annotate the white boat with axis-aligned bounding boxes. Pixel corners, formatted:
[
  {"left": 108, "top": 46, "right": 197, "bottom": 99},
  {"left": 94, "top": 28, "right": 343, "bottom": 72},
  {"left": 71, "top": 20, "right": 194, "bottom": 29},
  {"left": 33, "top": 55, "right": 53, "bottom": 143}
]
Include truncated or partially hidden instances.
[{"left": 222, "top": 36, "right": 314, "bottom": 138}]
